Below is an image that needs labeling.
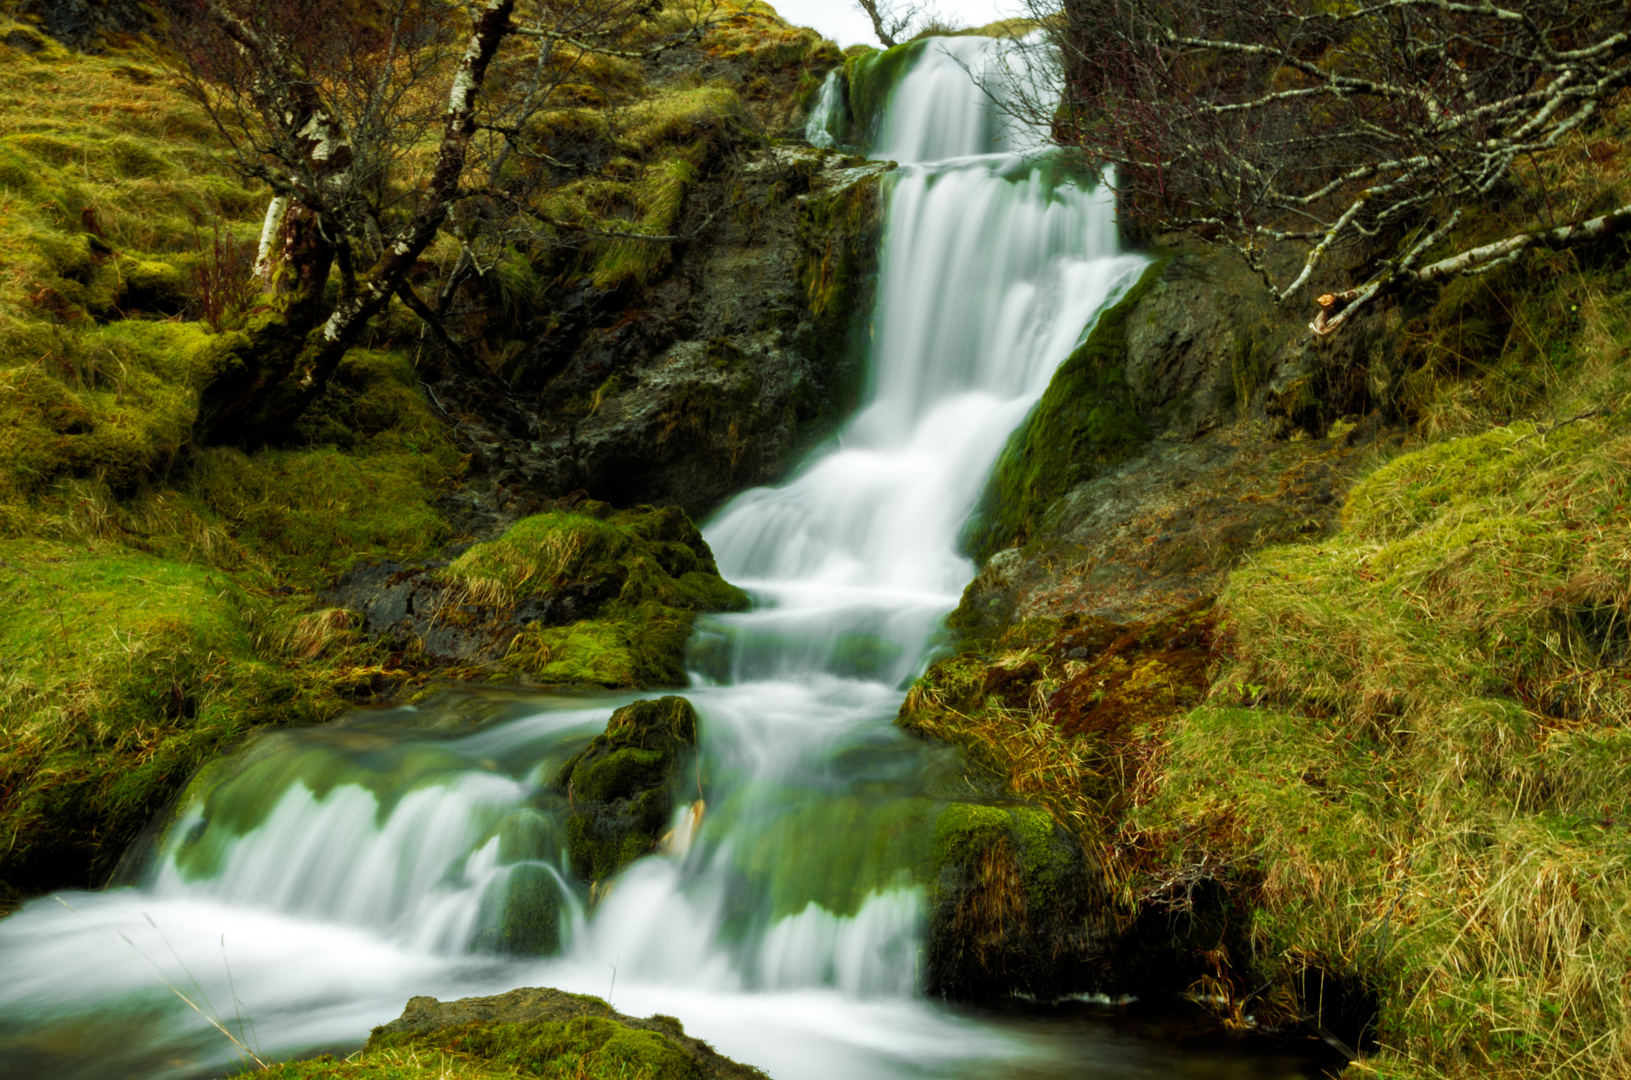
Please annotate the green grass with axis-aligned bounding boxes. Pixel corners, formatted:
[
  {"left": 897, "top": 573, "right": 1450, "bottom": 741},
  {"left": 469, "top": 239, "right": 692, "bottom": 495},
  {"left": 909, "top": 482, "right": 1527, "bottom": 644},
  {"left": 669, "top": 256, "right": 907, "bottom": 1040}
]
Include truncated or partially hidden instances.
[
  {"left": 1136, "top": 400, "right": 1631, "bottom": 1077},
  {"left": 0, "top": 538, "right": 344, "bottom": 896}
]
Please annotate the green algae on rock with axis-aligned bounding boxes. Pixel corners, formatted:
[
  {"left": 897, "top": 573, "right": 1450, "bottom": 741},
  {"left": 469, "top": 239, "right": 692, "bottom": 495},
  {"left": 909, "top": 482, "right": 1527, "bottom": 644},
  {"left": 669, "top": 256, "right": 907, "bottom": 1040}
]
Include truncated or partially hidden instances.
[
  {"left": 558, "top": 696, "right": 700, "bottom": 884},
  {"left": 922, "top": 800, "right": 1106, "bottom": 999}
]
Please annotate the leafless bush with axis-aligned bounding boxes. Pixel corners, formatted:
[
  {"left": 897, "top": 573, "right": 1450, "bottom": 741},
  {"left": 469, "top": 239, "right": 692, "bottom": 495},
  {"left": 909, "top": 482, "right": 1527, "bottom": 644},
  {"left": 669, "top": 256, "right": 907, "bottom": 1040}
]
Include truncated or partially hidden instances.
[
  {"left": 188, "top": 220, "right": 258, "bottom": 331},
  {"left": 1016, "top": 0, "right": 1631, "bottom": 334},
  {"left": 854, "top": 0, "right": 954, "bottom": 48}
]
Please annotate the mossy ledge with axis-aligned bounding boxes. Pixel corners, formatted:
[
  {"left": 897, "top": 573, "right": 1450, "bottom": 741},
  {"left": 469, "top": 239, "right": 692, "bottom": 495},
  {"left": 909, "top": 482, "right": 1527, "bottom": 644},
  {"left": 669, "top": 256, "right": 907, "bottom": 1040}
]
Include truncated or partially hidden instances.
[
  {"left": 963, "top": 259, "right": 1167, "bottom": 564},
  {"left": 331, "top": 502, "right": 749, "bottom": 690},
  {"left": 244, "top": 986, "right": 768, "bottom": 1079}
]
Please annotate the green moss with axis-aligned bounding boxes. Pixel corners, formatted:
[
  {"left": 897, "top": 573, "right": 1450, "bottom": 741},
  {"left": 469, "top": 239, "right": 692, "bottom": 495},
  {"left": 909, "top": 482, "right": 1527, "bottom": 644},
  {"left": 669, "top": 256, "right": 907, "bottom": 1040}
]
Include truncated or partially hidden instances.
[
  {"left": 491, "top": 863, "right": 563, "bottom": 956},
  {"left": 559, "top": 696, "right": 699, "bottom": 883},
  {"left": 253, "top": 1007, "right": 706, "bottom": 1079},
  {"left": 930, "top": 802, "right": 1010, "bottom": 867},
  {"left": 842, "top": 41, "right": 928, "bottom": 142},
  {"left": 371, "top": 1016, "right": 697, "bottom": 1080},
  {"left": 187, "top": 444, "right": 455, "bottom": 589},
  {"left": 926, "top": 802, "right": 1062, "bottom": 906},
  {"left": 793, "top": 167, "right": 884, "bottom": 418},
  {"left": 965, "top": 259, "right": 1166, "bottom": 562},
  {"left": 446, "top": 504, "right": 747, "bottom": 689},
  {"left": 573, "top": 747, "right": 668, "bottom": 803}
]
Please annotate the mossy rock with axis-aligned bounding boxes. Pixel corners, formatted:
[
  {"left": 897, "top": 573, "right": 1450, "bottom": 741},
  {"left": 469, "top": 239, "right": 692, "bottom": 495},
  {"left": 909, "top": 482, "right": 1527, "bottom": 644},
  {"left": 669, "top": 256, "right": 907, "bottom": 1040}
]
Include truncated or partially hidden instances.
[
  {"left": 964, "top": 260, "right": 1167, "bottom": 563},
  {"left": 316, "top": 985, "right": 769, "bottom": 1080},
  {"left": 438, "top": 503, "right": 748, "bottom": 689},
  {"left": 841, "top": 41, "right": 929, "bottom": 142},
  {"left": 920, "top": 801, "right": 1106, "bottom": 999},
  {"left": 794, "top": 161, "right": 886, "bottom": 398},
  {"left": 485, "top": 863, "right": 563, "bottom": 957},
  {"left": 558, "top": 696, "right": 699, "bottom": 883}
]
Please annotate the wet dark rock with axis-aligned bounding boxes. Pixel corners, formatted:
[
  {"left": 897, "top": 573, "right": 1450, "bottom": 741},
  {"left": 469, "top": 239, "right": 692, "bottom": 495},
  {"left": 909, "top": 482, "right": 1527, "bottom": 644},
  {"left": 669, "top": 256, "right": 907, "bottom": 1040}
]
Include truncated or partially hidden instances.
[{"left": 426, "top": 147, "right": 889, "bottom": 526}]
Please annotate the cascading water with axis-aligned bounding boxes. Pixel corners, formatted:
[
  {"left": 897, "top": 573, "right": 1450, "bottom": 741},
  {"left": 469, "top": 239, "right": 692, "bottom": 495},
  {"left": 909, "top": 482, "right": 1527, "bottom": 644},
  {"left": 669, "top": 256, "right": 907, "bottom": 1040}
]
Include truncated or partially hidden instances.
[{"left": 0, "top": 37, "right": 1322, "bottom": 1080}]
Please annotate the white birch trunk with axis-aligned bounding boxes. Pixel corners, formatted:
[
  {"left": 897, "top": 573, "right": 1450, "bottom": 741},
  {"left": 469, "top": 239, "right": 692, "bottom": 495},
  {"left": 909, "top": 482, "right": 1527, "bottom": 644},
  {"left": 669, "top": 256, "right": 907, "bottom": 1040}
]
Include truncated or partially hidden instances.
[{"left": 253, "top": 196, "right": 289, "bottom": 283}]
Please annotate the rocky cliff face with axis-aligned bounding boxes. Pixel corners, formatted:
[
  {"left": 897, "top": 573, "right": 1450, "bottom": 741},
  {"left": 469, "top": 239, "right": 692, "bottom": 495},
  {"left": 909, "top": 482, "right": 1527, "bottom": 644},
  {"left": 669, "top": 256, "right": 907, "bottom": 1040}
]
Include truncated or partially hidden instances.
[
  {"left": 960, "top": 239, "right": 1407, "bottom": 634},
  {"left": 455, "top": 147, "right": 890, "bottom": 521}
]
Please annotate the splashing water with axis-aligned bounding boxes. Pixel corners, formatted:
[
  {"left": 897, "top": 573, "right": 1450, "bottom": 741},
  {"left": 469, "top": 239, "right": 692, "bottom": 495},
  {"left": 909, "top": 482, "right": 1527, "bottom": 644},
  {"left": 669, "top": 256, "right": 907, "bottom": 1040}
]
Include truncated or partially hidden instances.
[{"left": 0, "top": 37, "right": 1324, "bottom": 1080}]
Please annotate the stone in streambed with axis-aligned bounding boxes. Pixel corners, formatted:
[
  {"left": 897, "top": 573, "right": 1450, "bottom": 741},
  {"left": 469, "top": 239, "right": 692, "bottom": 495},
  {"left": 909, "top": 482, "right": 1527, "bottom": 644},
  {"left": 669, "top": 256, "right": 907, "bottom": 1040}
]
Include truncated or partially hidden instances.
[{"left": 558, "top": 696, "right": 699, "bottom": 884}]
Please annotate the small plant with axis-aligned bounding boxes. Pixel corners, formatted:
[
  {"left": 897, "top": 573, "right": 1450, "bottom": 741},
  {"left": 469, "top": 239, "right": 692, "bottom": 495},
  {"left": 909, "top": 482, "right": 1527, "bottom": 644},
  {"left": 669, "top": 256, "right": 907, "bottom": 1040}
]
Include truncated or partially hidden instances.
[{"left": 189, "top": 220, "right": 257, "bottom": 331}]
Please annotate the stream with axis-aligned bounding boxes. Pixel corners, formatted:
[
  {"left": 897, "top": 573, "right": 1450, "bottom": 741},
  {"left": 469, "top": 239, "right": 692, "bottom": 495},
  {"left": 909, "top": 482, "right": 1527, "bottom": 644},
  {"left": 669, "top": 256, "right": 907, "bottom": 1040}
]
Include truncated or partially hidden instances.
[{"left": 0, "top": 37, "right": 1338, "bottom": 1080}]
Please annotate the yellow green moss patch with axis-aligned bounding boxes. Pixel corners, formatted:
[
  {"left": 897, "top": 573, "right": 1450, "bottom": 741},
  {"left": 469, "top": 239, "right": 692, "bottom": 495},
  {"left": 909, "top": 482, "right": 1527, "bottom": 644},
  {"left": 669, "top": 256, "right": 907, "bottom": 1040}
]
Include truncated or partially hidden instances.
[
  {"left": 0, "top": 539, "right": 345, "bottom": 895},
  {"left": 1137, "top": 408, "right": 1631, "bottom": 1077},
  {"left": 443, "top": 504, "right": 749, "bottom": 688}
]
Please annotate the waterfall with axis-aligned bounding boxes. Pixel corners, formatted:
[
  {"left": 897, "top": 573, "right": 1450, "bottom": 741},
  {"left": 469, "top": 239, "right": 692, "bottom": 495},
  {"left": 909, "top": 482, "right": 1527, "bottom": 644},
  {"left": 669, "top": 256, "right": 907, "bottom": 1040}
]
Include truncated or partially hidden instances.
[
  {"left": 0, "top": 37, "right": 1155, "bottom": 1080},
  {"left": 804, "top": 70, "right": 843, "bottom": 149}
]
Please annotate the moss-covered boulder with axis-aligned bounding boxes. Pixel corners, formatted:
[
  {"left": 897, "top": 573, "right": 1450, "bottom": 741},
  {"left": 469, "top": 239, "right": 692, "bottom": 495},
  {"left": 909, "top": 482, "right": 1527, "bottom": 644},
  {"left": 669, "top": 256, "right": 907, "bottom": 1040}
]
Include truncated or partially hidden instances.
[
  {"left": 965, "top": 261, "right": 1164, "bottom": 562},
  {"left": 922, "top": 801, "right": 1106, "bottom": 999},
  {"left": 330, "top": 502, "right": 748, "bottom": 688},
  {"left": 558, "top": 696, "right": 700, "bottom": 883},
  {"left": 248, "top": 986, "right": 767, "bottom": 1079}
]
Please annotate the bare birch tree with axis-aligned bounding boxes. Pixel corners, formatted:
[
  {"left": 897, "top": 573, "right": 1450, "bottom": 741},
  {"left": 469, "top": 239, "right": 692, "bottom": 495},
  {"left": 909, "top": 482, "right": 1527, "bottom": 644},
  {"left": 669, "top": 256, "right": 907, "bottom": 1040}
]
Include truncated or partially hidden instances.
[
  {"left": 1021, "top": 0, "right": 1631, "bottom": 335},
  {"left": 853, "top": 0, "right": 944, "bottom": 49},
  {"left": 170, "top": 0, "right": 720, "bottom": 444}
]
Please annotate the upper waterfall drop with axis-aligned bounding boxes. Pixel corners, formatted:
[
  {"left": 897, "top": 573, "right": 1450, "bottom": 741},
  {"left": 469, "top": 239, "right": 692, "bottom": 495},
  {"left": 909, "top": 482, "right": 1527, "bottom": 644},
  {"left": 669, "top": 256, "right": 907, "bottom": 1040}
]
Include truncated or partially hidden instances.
[{"left": 701, "top": 36, "right": 1144, "bottom": 685}]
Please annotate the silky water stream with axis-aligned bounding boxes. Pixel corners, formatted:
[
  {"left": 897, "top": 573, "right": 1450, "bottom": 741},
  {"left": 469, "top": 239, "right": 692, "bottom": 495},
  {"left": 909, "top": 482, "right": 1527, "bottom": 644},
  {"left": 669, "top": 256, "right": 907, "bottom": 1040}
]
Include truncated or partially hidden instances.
[{"left": 0, "top": 38, "right": 1337, "bottom": 1080}]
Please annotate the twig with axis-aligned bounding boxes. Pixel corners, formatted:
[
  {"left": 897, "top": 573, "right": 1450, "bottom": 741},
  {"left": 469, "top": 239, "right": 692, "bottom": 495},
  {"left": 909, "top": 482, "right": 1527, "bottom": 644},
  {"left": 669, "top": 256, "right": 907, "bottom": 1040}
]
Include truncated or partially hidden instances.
[
  {"left": 1513, "top": 406, "right": 1615, "bottom": 443},
  {"left": 53, "top": 898, "right": 270, "bottom": 1070}
]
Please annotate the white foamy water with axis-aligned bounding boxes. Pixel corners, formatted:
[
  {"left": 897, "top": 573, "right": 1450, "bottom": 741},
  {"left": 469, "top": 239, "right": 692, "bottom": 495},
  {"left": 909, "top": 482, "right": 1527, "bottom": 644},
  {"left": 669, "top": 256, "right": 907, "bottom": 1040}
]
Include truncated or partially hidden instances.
[{"left": 0, "top": 38, "right": 1306, "bottom": 1080}]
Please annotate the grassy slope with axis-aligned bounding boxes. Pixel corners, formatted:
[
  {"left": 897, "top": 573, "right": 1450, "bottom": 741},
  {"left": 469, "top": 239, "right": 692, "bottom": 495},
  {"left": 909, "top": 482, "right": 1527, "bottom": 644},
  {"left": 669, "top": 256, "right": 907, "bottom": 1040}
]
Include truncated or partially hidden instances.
[
  {"left": 0, "top": 22, "right": 462, "bottom": 903},
  {"left": 0, "top": 5, "right": 827, "bottom": 906},
  {"left": 1144, "top": 334, "right": 1631, "bottom": 1078},
  {"left": 902, "top": 85, "right": 1631, "bottom": 1080}
]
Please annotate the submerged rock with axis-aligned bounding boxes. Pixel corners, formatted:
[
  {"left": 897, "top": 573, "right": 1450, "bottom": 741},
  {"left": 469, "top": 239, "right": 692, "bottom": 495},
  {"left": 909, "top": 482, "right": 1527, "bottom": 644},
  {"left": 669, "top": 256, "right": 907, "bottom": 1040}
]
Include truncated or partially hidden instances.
[{"left": 559, "top": 696, "right": 700, "bottom": 883}]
